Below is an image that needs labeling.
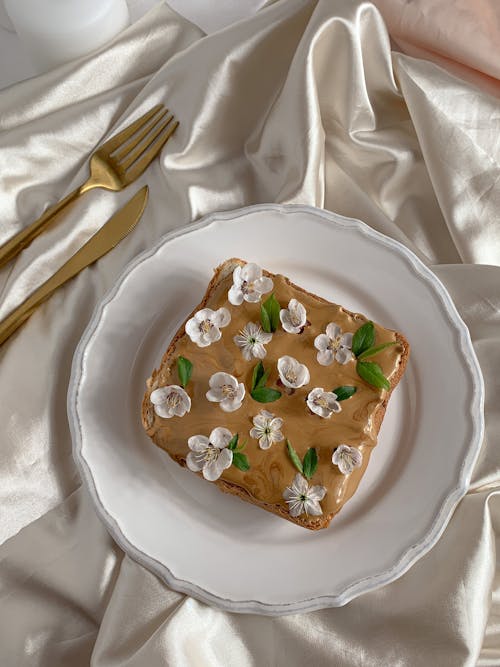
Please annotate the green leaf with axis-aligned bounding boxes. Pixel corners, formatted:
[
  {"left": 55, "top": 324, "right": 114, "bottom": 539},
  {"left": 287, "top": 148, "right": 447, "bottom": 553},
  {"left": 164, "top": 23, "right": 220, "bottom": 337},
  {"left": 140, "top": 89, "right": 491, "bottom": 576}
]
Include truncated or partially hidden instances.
[
  {"left": 177, "top": 356, "right": 193, "bottom": 388},
  {"left": 228, "top": 433, "right": 239, "bottom": 451},
  {"left": 232, "top": 452, "right": 250, "bottom": 472},
  {"left": 263, "top": 293, "right": 280, "bottom": 332},
  {"left": 356, "top": 361, "right": 390, "bottom": 391},
  {"left": 352, "top": 321, "right": 375, "bottom": 357},
  {"left": 251, "top": 361, "right": 265, "bottom": 392},
  {"left": 260, "top": 304, "right": 272, "bottom": 333},
  {"left": 357, "top": 342, "right": 397, "bottom": 360},
  {"left": 235, "top": 438, "right": 247, "bottom": 453},
  {"left": 256, "top": 368, "right": 270, "bottom": 389},
  {"left": 302, "top": 448, "right": 318, "bottom": 480},
  {"left": 286, "top": 439, "right": 303, "bottom": 475},
  {"left": 251, "top": 387, "right": 282, "bottom": 403},
  {"left": 332, "top": 385, "right": 357, "bottom": 401}
]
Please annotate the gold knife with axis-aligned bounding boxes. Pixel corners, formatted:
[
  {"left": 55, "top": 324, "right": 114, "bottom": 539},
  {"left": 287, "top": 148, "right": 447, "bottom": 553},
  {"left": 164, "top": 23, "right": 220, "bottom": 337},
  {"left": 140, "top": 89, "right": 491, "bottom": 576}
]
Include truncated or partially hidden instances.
[{"left": 0, "top": 185, "right": 148, "bottom": 346}]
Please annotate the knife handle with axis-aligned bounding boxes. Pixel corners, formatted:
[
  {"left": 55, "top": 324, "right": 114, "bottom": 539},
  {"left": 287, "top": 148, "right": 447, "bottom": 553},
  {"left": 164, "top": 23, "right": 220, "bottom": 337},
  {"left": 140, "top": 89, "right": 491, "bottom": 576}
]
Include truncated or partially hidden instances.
[
  {"left": 0, "top": 181, "right": 93, "bottom": 269},
  {"left": 0, "top": 265, "right": 71, "bottom": 345}
]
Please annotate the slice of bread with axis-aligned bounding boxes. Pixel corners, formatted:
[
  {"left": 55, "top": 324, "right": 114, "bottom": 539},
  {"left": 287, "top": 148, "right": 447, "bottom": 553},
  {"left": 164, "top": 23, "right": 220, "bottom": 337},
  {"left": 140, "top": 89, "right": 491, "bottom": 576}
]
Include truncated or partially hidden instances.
[{"left": 142, "top": 259, "right": 409, "bottom": 530}]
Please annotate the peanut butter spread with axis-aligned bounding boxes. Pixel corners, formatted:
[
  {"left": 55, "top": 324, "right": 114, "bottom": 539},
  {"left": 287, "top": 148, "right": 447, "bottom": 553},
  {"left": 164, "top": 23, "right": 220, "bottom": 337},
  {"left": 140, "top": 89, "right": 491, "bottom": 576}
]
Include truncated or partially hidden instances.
[{"left": 143, "top": 266, "right": 406, "bottom": 528}]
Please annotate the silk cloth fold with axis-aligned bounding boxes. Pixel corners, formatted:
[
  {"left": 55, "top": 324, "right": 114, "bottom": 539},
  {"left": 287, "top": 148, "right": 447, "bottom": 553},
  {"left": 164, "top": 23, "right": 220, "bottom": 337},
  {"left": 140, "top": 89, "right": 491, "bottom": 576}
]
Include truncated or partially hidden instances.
[{"left": 0, "top": 1, "right": 499, "bottom": 664}]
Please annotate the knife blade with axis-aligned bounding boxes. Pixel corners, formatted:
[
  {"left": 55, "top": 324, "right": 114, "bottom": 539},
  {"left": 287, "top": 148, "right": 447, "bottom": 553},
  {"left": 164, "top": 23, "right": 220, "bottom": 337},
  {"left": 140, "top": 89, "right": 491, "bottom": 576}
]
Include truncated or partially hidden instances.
[{"left": 0, "top": 185, "right": 148, "bottom": 346}]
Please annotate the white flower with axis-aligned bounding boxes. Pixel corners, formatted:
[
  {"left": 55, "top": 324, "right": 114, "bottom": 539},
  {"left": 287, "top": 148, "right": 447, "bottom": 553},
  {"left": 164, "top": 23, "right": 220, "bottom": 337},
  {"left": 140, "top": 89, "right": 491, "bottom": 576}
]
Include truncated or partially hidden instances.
[
  {"left": 307, "top": 388, "right": 341, "bottom": 419},
  {"left": 314, "top": 323, "right": 353, "bottom": 366},
  {"left": 277, "top": 355, "right": 310, "bottom": 389},
  {"left": 233, "top": 322, "right": 273, "bottom": 360},
  {"left": 332, "top": 444, "right": 363, "bottom": 475},
  {"left": 186, "top": 427, "right": 234, "bottom": 481},
  {"left": 283, "top": 473, "right": 326, "bottom": 517},
  {"left": 280, "top": 298, "right": 307, "bottom": 334},
  {"left": 250, "top": 410, "right": 284, "bottom": 449},
  {"left": 206, "top": 372, "right": 245, "bottom": 412},
  {"left": 150, "top": 385, "right": 191, "bottom": 418},
  {"left": 185, "top": 307, "right": 231, "bottom": 347},
  {"left": 228, "top": 263, "right": 273, "bottom": 305}
]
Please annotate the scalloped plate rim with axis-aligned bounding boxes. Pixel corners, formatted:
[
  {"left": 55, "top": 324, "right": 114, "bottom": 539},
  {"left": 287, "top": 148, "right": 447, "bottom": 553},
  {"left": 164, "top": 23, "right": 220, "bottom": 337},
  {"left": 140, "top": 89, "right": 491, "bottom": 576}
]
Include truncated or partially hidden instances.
[{"left": 68, "top": 202, "right": 484, "bottom": 615}]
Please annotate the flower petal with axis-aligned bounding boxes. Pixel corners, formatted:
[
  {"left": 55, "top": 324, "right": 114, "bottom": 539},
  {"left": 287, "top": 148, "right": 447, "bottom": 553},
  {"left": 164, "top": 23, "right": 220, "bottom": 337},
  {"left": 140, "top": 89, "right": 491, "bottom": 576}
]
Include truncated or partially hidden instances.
[
  {"left": 206, "top": 389, "right": 223, "bottom": 402},
  {"left": 209, "top": 372, "right": 235, "bottom": 388},
  {"left": 246, "top": 322, "right": 260, "bottom": 337},
  {"left": 213, "top": 307, "right": 231, "bottom": 328},
  {"left": 220, "top": 397, "right": 243, "bottom": 412},
  {"left": 270, "top": 417, "right": 283, "bottom": 430},
  {"left": 307, "top": 387, "right": 323, "bottom": 401},
  {"left": 244, "top": 291, "right": 262, "bottom": 303},
  {"left": 210, "top": 427, "right": 232, "bottom": 448},
  {"left": 259, "top": 330, "right": 273, "bottom": 344},
  {"left": 283, "top": 486, "right": 297, "bottom": 501},
  {"left": 259, "top": 434, "right": 271, "bottom": 449},
  {"left": 235, "top": 383, "right": 246, "bottom": 402},
  {"left": 314, "top": 334, "right": 330, "bottom": 351},
  {"left": 280, "top": 310, "right": 295, "bottom": 332},
  {"left": 250, "top": 426, "right": 262, "bottom": 439},
  {"left": 290, "top": 299, "right": 306, "bottom": 323},
  {"left": 150, "top": 387, "right": 170, "bottom": 405},
  {"left": 241, "top": 263, "right": 261, "bottom": 282},
  {"left": 154, "top": 404, "right": 174, "bottom": 418},
  {"left": 293, "top": 473, "right": 309, "bottom": 495},
  {"left": 241, "top": 345, "right": 254, "bottom": 361},
  {"left": 253, "top": 414, "right": 267, "bottom": 430},
  {"left": 317, "top": 349, "right": 333, "bottom": 366},
  {"left": 186, "top": 451, "right": 205, "bottom": 472},
  {"left": 335, "top": 348, "right": 352, "bottom": 365},
  {"left": 206, "top": 327, "right": 222, "bottom": 343},
  {"left": 232, "top": 265, "right": 242, "bottom": 286},
  {"left": 308, "top": 485, "right": 327, "bottom": 502},
  {"left": 326, "top": 323, "right": 341, "bottom": 340},
  {"left": 252, "top": 343, "right": 267, "bottom": 359},
  {"left": 218, "top": 447, "right": 233, "bottom": 470},
  {"left": 340, "top": 332, "right": 353, "bottom": 348},
  {"left": 304, "top": 498, "right": 323, "bottom": 516},
  {"left": 296, "top": 365, "right": 310, "bottom": 387},
  {"left": 188, "top": 435, "right": 209, "bottom": 452},
  {"left": 288, "top": 500, "right": 305, "bottom": 517},
  {"left": 255, "top": 276, "right": 273, "bottom": 294},
  {"left": 203, "top": 458, "right": 224, "bottom": 481},
  {"left": 261, "top": 410, "right": 274, "bottom": 420},
  {"left": 196, "top": 308, "right": 214, "bottom": 321},
  {"left": 195, "top": 337, "right": 211, "bottom": 348},
  {"left": 185, "top": 317, "right": 201, "bottom": 339},
  {"left": 228, "top": 285, "right": 244, "bottom": 305}
]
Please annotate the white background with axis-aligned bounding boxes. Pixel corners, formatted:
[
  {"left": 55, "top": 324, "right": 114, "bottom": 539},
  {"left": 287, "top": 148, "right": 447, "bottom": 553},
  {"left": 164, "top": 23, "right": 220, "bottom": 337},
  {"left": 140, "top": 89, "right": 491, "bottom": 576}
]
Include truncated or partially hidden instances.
[{"left": 0, "top": 0, "right": 265, "bottom": 90}]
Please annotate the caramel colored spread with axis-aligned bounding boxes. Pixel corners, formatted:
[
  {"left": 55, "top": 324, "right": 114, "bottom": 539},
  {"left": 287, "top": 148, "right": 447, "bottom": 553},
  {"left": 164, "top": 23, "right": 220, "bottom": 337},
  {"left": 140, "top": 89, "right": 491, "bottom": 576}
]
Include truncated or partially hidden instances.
[{"left": 146, "top": 270, "right": 404, "bottom": 527}]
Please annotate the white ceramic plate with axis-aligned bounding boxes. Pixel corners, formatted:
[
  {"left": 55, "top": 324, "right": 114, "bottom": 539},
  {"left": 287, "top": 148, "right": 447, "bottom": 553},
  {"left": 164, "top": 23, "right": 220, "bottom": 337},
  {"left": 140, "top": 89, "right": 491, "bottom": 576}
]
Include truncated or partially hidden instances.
[{"left": 68, "top": 204, "right": 484, "bottom": 615}]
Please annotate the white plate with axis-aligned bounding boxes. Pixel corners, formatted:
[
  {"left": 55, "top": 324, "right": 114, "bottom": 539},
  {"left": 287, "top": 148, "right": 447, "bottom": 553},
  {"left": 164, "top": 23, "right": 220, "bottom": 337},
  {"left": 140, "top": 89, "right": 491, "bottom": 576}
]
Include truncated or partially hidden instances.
[{"left": 68, "top": 204, "right": 484, "bottom": 615}]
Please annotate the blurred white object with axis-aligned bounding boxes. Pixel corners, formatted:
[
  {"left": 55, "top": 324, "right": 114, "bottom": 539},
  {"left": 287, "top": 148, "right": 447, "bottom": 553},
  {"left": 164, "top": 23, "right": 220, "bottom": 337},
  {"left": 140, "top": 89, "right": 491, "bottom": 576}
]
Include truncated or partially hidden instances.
[
  {"left": 4, "top": 0, "right": 130, "bottom": 73},
  {"left": 0, "top": 0, "right": 14, "bottom": 31},
  {"left": 167, "top": 0, "right": 267, "bottom": 33}
]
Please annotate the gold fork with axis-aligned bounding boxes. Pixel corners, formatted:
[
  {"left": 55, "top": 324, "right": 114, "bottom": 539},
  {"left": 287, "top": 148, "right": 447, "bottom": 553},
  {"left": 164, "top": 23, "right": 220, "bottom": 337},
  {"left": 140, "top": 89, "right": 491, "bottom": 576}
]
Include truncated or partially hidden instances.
[{"left": 0, "top": 104, "right": 178, "bottom": 269}]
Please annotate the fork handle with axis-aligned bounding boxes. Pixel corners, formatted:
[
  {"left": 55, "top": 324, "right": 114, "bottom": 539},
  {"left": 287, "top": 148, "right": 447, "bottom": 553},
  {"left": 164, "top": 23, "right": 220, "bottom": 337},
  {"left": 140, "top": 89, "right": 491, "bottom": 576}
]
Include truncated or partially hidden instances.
[{"left": 0, "top": 181, "right": 92, "bottom": 269}]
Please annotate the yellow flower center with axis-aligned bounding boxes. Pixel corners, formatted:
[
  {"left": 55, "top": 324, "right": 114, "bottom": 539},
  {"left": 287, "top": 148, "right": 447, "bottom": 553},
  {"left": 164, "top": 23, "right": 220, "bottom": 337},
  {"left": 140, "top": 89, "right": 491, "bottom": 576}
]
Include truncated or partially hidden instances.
[
  {"left": 328, "top": 335, "right": 342, "bottom": 351},
  {"left": 222, "top": 384, "right": 236, "bottom": 398},
  {"left": 315, "top": 395, "right": 329, "bottom": 409},
  {"left": 204, "top": 445, "right": 219, "bottom": 463},
  {"left": 199, "top": 319, "right": 213, "bottom": 335},
  {"left": 166, "top": 393, "right": 181, "bottom": 408}
]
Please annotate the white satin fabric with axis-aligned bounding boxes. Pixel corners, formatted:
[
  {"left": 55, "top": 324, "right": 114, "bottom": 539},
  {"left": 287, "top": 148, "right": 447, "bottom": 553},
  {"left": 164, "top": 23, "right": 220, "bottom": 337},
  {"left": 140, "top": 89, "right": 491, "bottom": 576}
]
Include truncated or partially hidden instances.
[{"left": 1, "top": 2, "right": 499, "bottom": 664}]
